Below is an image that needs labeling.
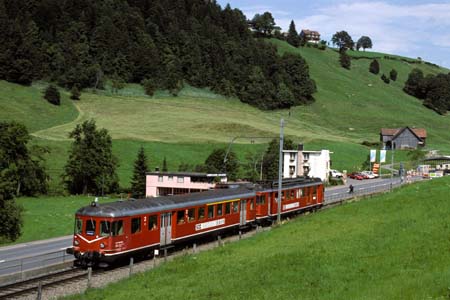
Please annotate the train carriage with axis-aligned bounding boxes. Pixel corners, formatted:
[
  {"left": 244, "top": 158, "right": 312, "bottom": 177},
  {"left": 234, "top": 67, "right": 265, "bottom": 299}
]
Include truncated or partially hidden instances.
[{"left": 68, "top": 178, "right": 323, "bottom": 267}]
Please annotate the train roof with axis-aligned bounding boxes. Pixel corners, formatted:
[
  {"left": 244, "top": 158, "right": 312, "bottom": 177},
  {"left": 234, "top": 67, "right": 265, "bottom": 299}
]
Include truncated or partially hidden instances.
[{"left": 75, "top": 177, "right": 322, "bottom": 218}]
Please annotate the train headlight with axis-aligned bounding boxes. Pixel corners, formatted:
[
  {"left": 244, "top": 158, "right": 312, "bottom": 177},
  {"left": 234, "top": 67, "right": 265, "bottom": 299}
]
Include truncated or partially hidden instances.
[
  {"left": 100, "top": 243, "right": 105, "bottom": 249},
  {"left": 74, "top": 240, "right": 79, "bottom": 246}
]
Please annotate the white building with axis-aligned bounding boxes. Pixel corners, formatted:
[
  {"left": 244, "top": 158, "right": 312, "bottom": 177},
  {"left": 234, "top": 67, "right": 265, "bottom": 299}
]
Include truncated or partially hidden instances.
[{"left": 283, "top": 146, "right": 331, "bottom": 182}]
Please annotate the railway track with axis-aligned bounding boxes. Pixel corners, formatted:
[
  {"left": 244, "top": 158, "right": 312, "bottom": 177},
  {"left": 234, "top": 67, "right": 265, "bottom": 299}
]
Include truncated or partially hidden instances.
[{"left": 0, "top": 268, "right": 87, "bottom": 300}]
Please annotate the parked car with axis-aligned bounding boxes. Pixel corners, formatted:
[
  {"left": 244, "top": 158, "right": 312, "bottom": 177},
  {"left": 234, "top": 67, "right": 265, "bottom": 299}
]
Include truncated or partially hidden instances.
[
  {"left": 330, "top": 169, "right": 343, "bottom": 178},
  {"left": 361, "top": 171, "right": 378, "bottom": 179},
  {"left": 348, "top": 172, "right": 364, "bottom": 180}
]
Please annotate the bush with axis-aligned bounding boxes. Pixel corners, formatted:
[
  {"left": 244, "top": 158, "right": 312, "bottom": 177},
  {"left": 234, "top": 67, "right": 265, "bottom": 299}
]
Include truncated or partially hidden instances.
[
  {"left": 339, "top": 51, "right": 351, "bottom": 69},
  {"left": 381, "top": 74, "right": 390, "bottom": 84},
  {"left": 44, "top": 85, "right": 60, "bottom": 105},
  {"left": 142, "top": 79, "right": 156, "bottom": 96},
  {"left": 390, "top": 69, "right": 398, "bottom": 81},
  {"left": 369, "top": 59, "right": 380, "bottom": 74},
  {"left": 70, "top": 85, "right": 81, "bottom": 100}
]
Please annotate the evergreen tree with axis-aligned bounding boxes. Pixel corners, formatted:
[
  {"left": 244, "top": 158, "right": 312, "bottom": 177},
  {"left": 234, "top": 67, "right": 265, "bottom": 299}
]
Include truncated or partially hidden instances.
[
  {"left": 262, "top": 138, "right": 295, "bottom": 180},
  {"left": 130, "top": 146, "right": 149, "bottom": 198},
  {"left": 44, "top": 85, "right": 60, "bottom": 105},
  {"left": 63, "top": 119, "right": 119, "bottom": 195},
  {"left": 369, "top": 59, "right": 380, "bottom": 74},
  {"left": 339, "top": 50, "right": 351, "bottom": 69},
  {"left": 286, "top": 20, "right": 300, "bottom": 47},
  {"left": 162, "top": 156, "right": 168, "bottom": 172},
  {"left": 205, "top": 148, "right": 239, "bottom": 181}
]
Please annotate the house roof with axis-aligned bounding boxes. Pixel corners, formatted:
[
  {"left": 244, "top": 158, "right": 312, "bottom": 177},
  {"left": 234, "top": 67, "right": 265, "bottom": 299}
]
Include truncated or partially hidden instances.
[
  {"left": 380, "top": 127, "right": 427, "bottom": 138},
  {"left": 301, "top": 29, "right": 320, "bottom": 35}
]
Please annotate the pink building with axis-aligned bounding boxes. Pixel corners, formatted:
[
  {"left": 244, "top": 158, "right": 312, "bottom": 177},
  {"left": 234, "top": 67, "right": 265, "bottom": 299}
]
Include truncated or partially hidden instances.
[{"left": 146, "top": 172, "right": 227, "bottom": 197}]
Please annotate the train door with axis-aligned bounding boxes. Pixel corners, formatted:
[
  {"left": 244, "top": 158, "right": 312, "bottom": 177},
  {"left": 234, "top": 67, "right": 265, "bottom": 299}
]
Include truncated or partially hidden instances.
[
  {"left": 160, "top": 212, "right": 172, "bottom": 246},
  {"left": 240, "top": 200, "right": 246, "bottom": 225}
]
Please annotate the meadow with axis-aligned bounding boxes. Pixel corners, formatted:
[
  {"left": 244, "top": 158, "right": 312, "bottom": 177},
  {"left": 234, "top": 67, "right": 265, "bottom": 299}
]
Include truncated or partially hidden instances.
[{"left": 65, "top": 176, "right": 450, "bottom": 300}]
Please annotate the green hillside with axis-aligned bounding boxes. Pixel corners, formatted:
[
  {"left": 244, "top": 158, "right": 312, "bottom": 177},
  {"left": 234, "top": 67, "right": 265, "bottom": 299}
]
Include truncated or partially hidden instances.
[
  {"left": 66, "top": 177, "right": 450, "bottom": 300},
  {"left": 1, "top": 40, "right": 449, "bottom": 189}
]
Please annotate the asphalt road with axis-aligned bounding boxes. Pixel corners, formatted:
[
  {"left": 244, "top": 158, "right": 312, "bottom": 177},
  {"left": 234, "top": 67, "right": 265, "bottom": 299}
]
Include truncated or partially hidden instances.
[{"left": 0, "top": 176, "right": 423, "bottom": 277}]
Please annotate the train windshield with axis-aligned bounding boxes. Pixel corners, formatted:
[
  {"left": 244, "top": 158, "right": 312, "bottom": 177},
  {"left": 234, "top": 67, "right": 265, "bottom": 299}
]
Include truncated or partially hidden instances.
[
  {"left": 100, "top": 221, "right": 111, "bottom": 237},
  {"left": 86, "top": 219, "right": 96, "bottom": 236},
  {"left": 75, "top": 218, "right": 82, "bottom": 234}
]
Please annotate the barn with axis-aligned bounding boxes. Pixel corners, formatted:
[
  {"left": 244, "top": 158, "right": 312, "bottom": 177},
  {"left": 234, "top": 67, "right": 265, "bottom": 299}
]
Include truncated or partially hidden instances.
[{"left": 380, "top": 127, "right": 427, "bottom": 150}]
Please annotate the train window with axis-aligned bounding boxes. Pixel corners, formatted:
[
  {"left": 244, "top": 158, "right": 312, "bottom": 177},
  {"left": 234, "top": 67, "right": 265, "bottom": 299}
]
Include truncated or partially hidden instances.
[
  {"left": 187, "top": 208, "right": 195, "bottom": 222},
  {"left": 312, "top": 186, "right": 317, "bottom": 197},
  {"left": 282, "top": 191, "right": 286, "bottom": 201},
  {"left": 111, "top": 220, "right": 124, "bottom": 236},
  {"left": 274, "top": 192, "right": 279, "bottom": 202},
  {"left": 148, "top": 215, "right": 157, "bottom": 230},
  {"left": 177, "top": 210, "right": 185, "bottom": 224},
  {"left": 297, "top": 189, "right": 303, "bottom": 198},
  {"left": 75, "top": 218, "right": 82, "bottom": 234},
  {"left": 217, "top": 204, "right": 223, "bottom": 217},
  {"left": 256, "top": 195, "right": 266, "bottom": 205},
  {"left": 290, "top": 190, "right": 295, "bottom": 199},
  {"left": 232, "top": 201, "right": 239, "bottom": 213},
  {"left": 198, "top": 207, "right": 205, "bottom": 220},
  {"left": 249, "top": 199, "right": 254, "bottom": 210},
  {"left": 100, "top": 221, "right": 110, "bottom": 237},
  {"left": 86, "top": 220, "right": 96, "bottom": 236},
  {"left": 131, "top": 217, "right": 141, "bottom": 234},
  {"left": 225, "top": 202, "right": 231, "bottom": 214},
  {"left": 208, "top": 206, "right": 214, "bottom": 219}
]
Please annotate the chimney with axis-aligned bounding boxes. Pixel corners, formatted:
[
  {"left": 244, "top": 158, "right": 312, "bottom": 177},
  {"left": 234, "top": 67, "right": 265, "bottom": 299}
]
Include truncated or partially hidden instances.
[{"left": 298, "top": 144, "right": 304, "bottom": 151}]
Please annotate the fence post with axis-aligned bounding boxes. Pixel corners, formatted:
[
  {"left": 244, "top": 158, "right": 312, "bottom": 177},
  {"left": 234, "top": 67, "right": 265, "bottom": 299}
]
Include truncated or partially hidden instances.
[
  {"left": 87, "top": 267, "right": 92, "bottom": 288},
  {"left": 193, "top": 243, "right": 197, "bottom": 254},
  {"left": 129, "top": 257, "right": 134, "bottom": 277},
  {"left": 239, "top": 231, "right": 242, "bottom": 240},
  {"left": 36, "top": 282, "right": 42, "bottom": 300},
  {"left": 218, "top": 235, "right": 222, "bottom": 247}
]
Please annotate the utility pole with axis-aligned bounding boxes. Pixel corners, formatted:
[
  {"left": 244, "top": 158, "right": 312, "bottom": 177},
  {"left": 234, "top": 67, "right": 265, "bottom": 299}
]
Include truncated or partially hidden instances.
[
  {"left": 390, "top": 143, "right": 395, "bottom": 191},
  {"left": 277, "top": 119, "right": 284, "bottom": 224}
]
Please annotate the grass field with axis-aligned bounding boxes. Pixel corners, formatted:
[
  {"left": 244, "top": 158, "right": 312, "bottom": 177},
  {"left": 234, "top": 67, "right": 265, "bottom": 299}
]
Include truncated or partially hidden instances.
[{"left": 65, "top": 177, "right": 450, "bottom": 300}]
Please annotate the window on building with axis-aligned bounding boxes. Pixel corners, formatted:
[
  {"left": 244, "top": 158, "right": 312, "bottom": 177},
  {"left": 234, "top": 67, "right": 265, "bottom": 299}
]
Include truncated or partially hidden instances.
[
  {"left": 86, "top": 220, "right": 96, "bottom": 236},
  {"left": 100, "top": 221, "right": 110, "bottom": 237},
  {"left": 177, "top": 210, "right": 185, "bottom": 224},
  {"left": 177, "top": 177, "right": 184, "bottom": 183},
  {"left": 148, "top": 215, "right": 157, "bottom": 230},
  {"left": 289, "top": 166, "right": 295, "bottom": 176},
  {"left": 111, "top": 220, "right": 123, "bottom": 236},
  {"left": 232, "top": 201, "right": 239, "bottom": 213},
  {"left": 198, "top": 207, "right": 205, "bottom": 220},
  {"left": 131, "top": 217, "right": 141, "bottom": 234},
  {"left": 208, "top": 205, "right": 214, "bottom": 219},
  {"left": 75, "top": 218, "right": 82, "bottom": 234},
  {"left": 168, "top": 176, "right": 173, "bottom": 181},
  {"left": 158, "top": 176, "right": 163, "bottom": 182},
  {"left": 188, "top": 208, "right": 195, "bottom": 222},
  {"left": 290, "top": 153, "right": 295, "bottom": 161},
  {"left": 217, "top": 204, "right": 223, "bottom": 217},
  {"left": 225, "top": 202, "right": 231, "bottom": 214}
]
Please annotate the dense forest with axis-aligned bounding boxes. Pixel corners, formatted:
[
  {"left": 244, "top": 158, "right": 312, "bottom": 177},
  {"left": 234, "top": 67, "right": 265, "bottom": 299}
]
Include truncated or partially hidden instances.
[{"left": 0, "top": 0, "right": 316, "bottom": 110}]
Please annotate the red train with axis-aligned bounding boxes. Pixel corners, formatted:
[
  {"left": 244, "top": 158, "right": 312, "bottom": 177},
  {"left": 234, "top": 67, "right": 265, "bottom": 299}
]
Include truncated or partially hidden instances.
[{"left": 67, "top": 178, "right": 324, "bottom": 266}]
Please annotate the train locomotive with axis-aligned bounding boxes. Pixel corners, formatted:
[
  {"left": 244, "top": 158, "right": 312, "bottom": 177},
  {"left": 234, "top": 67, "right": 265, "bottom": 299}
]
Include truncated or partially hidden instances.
[{"left": 67, "top": 178, "right": 324, "bottom": 267}]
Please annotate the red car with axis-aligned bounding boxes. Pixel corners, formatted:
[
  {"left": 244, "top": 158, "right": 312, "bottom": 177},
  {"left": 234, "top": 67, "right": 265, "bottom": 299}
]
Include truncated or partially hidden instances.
[{"left": 348, "top": 172, "right": 364, "bottom": 180}]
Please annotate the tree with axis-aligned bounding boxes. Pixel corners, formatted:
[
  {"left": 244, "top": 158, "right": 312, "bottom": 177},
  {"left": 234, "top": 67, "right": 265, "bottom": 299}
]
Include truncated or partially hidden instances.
[
  {"left": 262, "top": 138, "right": 295, "bottom": 180},
  {"left": 423, "top": 73, "right": 450, "bottom": 115},
  {"left": 286, "top": 20, "right": 300, "bottom": 47},
  {"left": 205, "top": 148, "right": 239, "bottom": 181},
  {"left": 162, "top": 156, "right": 168, "bottom": 172},
  {"left": 389, "top": 69, "right": 398, "bottom": 81},
  {"left": 130, "top": 146, "right": 149, "bottom": 198},
  {"left": 356, "top": 36, "right": 372, "bottom": 51},
  {"left": 0, "top": 197, "right": 23, "bottom": 242},
  {"left": 44, "top": 85, "right": 60, "bottom": 105},
  {"left": 369, "top": 59, "right": 380, "bottom": 74},
  {"left": 250, "top": 12, "right": 276, "bottom": 37},
  {"left": 63, "top": 119, "right": 119, "bottom": 195},
  {"left": 404, "top": 68, "right": 425, "bottom": 98},
  {"left": 70, "top": 84, "right": 81, "bottom": 100},
  {"left": 331, "top": 31, "right": 354, "bottom": 51},
  {"left": 339, "top": 50, "right": 351, "bottom": 69}
]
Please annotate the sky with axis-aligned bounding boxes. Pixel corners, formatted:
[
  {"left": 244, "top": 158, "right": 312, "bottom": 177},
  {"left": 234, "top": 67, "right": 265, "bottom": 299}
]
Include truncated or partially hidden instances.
[{"left": 216, "top": 0, "right": 450, "bottom": 68}]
